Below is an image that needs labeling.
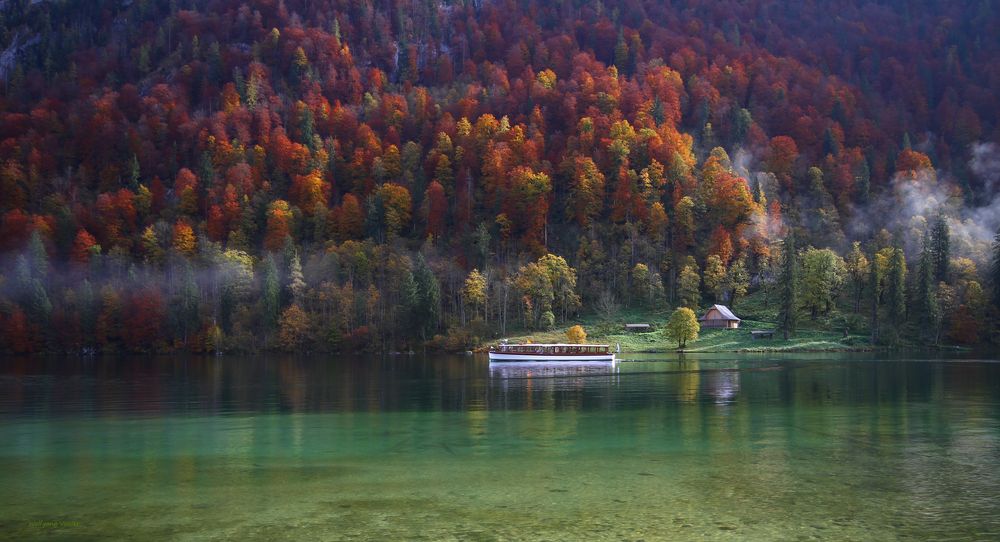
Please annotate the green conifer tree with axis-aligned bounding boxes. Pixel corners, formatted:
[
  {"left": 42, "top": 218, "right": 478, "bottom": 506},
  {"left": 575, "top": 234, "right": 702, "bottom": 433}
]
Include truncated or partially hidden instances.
[
  {"left": 261, "top": 255, "right": 281, "bottom": 338},
  {"left": 777, "top": 233, "right": 799, "bottom": 339},
  {"left": 929, "top": 214, "right": 950, "bottom": 283},
  {"left": 886, "top": 246, "right": 907, "bottom": 344},
  {"left": 413, "top": 255, "right": 441, "bottom": 341}
]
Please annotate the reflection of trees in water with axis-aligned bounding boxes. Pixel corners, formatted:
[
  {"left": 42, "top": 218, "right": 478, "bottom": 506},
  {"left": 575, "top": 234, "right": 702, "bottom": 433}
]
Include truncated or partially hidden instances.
[
  {"left": 677, "top": 359, "right": 700, "bottom": 403},
  {"left": 2, "top": 355, "right": 999, "bottom": 417},
  {"left": 672, "top": 357, "right": 741, "bottom": 404}
]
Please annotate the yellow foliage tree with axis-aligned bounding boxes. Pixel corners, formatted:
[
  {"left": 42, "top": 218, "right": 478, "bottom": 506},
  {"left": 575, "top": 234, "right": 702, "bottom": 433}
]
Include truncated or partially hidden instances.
[
  {"left": 278, "top": 304, "right": 311, "bottom": 351},
  {"left": 462, "top": 268, "right": 487, "bottom": 322},
  {"left": 566, "top": 325, "right": 586, "bottom": 344},
  {"left": 376, "top": 182, "right": 412, "bottom": 237},
  {"left": 665, "top": 307, "right": 699, "bottom": 349}
]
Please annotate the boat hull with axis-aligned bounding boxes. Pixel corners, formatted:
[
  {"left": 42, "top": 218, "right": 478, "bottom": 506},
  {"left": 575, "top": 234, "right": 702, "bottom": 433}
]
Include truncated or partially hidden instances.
[{"left": 488, "top": 352, "right": 616, "bottom": 363}]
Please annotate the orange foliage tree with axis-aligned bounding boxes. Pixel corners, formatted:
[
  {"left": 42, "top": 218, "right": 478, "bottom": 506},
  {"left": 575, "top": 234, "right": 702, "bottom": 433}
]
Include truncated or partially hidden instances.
[
  {"left": 172, "top": 220, "right": 197, "bottom": 255},
  {"left": 264, "top": 200, "right": 294, "bottom": 251}
]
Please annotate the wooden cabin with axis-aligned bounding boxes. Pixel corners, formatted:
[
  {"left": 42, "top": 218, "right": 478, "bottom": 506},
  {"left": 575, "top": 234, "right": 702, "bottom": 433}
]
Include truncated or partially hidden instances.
[
  {"left": 624, "top": 323, "right": 652, "bottom": 332},
  {"left": 699, "top": 305, "right": 741, "bottom": 329}
]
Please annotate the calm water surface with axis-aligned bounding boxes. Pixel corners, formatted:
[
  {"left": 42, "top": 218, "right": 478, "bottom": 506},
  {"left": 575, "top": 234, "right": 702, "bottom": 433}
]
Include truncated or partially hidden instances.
[{"left": 1, "top": 352, "right": 999, "bottom": 541}]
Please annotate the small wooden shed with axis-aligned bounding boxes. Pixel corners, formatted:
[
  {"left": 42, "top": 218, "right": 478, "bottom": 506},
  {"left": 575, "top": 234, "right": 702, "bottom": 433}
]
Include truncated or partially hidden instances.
[
  {"left": 624, "top": 323, "right": 652, "bottom": 333},
  {"left": 699, "top": 305, "right": 741, "bottom": 329}
]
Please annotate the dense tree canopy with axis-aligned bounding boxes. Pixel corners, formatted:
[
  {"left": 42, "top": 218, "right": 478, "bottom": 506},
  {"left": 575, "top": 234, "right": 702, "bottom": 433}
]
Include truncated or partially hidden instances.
[{"left": 0, "top": 0, "right": 999, "bottom": 352}]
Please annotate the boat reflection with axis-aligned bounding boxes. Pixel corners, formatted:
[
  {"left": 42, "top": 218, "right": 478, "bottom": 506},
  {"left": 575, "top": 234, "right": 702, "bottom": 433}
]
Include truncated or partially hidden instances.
[
  {"left": 487, "top": 361, "right": 620, "bottom": 410},
  {"left": 488, "top": 361, "right": 619, "bottom": 380}
]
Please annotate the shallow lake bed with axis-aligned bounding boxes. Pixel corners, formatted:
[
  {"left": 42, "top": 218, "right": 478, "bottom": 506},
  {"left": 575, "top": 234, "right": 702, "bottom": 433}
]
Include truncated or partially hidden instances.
[{"left": 1, "top": 352, "right": 998, "bottom": 540}]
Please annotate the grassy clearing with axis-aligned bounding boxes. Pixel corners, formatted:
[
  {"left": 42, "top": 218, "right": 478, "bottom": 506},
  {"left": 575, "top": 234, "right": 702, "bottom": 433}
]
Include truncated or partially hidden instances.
[{"left": 484, "top": 290, "right": 876, "bottom": 353}]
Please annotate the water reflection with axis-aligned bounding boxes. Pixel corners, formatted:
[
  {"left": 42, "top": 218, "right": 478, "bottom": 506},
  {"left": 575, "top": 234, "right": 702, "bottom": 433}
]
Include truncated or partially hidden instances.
[
  {"left": 487, "top": 361, "right": 619, "bottom": 412},
  {"left": 487, "top": 361, "right": 619, "bottom": 380},
  {"left": 0, "top": 353, "right": 997, "bottom": 417}
]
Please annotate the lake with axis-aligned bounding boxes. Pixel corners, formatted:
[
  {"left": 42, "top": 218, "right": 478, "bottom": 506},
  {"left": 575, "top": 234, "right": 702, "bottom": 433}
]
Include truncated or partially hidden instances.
[{"left": 1, "top": 352, "right": 998, "bottom": 540}]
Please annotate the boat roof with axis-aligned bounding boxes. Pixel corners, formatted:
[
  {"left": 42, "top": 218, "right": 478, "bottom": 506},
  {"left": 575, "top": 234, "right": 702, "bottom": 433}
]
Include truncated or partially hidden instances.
[{"left": 501, "top": 343, "right": 610, "bottom": 347}]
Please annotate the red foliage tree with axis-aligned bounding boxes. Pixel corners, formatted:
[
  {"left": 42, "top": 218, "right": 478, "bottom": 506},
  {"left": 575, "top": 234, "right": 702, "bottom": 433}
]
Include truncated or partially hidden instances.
[
  {"left": 708, "top": 225, "right": 735, "bottom": 265},
  {"left": 2, "top": 308, "right": 35, "bottom": 353},
  {"left": 71, "top": 229, "right": 99, "bottom": 264},
  {"left": 175, "top": 168, "right": 199, "bottom": 215},
  {"left": 336, "top": 194, "right": 364, "bottom": 241},
  {"left": 766, "top": 136, "right": 799, "bottom": 192},
  {"left": 122, "top": 288, "right": 165, "bottom": 351},
  {"left": 423, "top": 180, "right": 447, "bottom": 238},
  {"left": 0, "top": 209, "right": 33, "bottom": 252}
]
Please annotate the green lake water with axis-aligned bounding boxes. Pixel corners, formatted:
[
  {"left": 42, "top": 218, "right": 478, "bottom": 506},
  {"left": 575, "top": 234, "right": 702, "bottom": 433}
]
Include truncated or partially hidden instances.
[{"left": 1, "top": 352, "right": 999, "bottom": 541}]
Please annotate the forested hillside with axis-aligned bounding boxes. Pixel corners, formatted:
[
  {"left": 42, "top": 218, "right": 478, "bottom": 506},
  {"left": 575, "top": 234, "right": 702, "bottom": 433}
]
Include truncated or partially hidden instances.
[{"left": 1, "top": 0, "right": 998, "bottom": 353}]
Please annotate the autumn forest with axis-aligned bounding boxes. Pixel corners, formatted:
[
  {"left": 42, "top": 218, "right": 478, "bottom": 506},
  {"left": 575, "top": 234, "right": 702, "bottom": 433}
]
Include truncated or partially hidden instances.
[{"left": 1, "top": 0, "right": 999, "bottom": 354}]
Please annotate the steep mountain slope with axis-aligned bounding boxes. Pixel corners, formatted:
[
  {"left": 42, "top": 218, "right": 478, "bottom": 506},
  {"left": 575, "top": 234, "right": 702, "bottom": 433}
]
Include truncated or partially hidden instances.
[{"left": 0, "top": 0, "right": 997, "bottom": 352}]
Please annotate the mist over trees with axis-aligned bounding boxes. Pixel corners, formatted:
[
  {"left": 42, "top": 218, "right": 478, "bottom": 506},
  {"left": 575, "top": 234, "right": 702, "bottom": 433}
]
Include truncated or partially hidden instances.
[{"left": 1, "top": 0, "right": 999, "bottom": 353}]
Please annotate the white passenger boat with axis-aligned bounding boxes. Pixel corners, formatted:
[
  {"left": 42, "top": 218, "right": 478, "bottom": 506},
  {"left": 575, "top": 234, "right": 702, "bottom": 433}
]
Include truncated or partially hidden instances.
[{"left": 488, "top": 343, "right": 616, "bottom": 363}]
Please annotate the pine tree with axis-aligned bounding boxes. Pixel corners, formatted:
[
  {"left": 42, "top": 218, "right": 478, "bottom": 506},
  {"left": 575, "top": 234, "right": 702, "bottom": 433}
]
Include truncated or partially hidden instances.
[
  {"left": 27, "top": 230, "right": 48, "bottom": 279},
  {"left": 613, "top": 31, "right": 629, "bottom": 71},
  {"left": 400, "top": 269, "right": 420, "bottom": 342},
  {"left": 929, "top": 214, "right": 950, "bottom": 283},
  {"left": 886, "top": 246, "right": 907, "bottom": 344},
  {"left": 777, "top": 233, "right": 799, "bottom": 339},
  {"left": 992, "top": 227, "right": 1000, "bottom": 313},
  {"left": 845, "top": 241, "right": 869, "bottom": 313},
  {"left": 288, "top": 252, "right": 306, "bottom": 305},
  {"left": 18, "top": 249, "right": 52, "bottom": 326},
  {"left": 855, "top": 157, "right": 871, "bottom": 206},
  {"left": 806, "top": 166, "right": 845, "bottom": 248},
  {"left": 173, "top": 262, "right": 200, "bottom": 344},
  {"left": 413, "top": 254, "right": 441, "bottom": 341},
  {"left": 915, "top": 231, "right": 941, "bottom": 344},
  {"left": 868, "top": 245, "right": 880, "bottom": 344},
  {"left": 261, "top": 255, "right": 281, "bottom": 337},
  {"left": 129, "top": 154, "right": 141, "bottom": 188}
]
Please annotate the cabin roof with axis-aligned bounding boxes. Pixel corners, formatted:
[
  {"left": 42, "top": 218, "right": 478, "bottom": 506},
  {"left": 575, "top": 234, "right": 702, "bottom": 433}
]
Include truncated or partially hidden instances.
[{"left": 699, "top": 304, "right": 740, "bottom": 321}]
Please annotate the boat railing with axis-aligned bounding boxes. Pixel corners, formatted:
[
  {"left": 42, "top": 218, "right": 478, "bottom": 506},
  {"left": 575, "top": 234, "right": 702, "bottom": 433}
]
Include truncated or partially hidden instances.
[{"left": 491, "top": 344, "right": 611, "bottom": 354}]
